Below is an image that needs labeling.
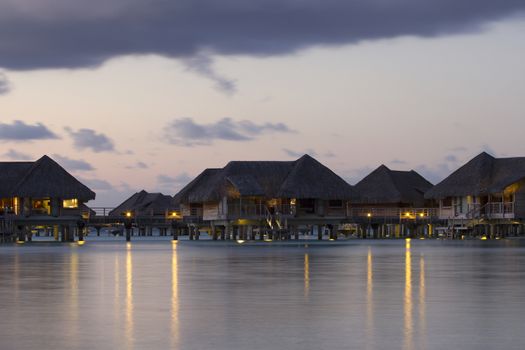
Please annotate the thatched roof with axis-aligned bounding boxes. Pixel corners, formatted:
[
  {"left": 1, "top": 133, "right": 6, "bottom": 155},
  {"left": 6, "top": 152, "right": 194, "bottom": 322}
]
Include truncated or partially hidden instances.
[
  {"left": 425, "top": 152, "right": 525, "bottom": 199},
  {"left": 0, "top": 162, "right": 33, "bottom": 197},
  {"left": 109, "top": 190, "right": 175, "bottom": 216},
  {"left": 173, "top": 154, "right": 359, "bottom": 203},
  {"left": 0, "top": 155, "right": 95, "bottom": 201},
  {"left": 355, "top": 165, "right": 433, "bottom": 206},
  {"left": 278, "top": 155, "right": 359, "bottom": 199},
  {"left": 173, "top": 168, "right": 223, "bottom": 204}
]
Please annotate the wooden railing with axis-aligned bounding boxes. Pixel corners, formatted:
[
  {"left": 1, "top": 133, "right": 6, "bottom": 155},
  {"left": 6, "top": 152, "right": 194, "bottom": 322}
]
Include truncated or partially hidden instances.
[
  {"left": 442, "top": 202, "right": 515, "bottom": 219},
  {"left": 348, "top": 207, "right": 439, "bottom": 219}
]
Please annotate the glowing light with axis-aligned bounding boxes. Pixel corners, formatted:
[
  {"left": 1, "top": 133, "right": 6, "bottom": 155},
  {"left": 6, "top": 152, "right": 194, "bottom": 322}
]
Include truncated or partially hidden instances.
[
  {"left": 236, "top": 240, "right": 246, "bottom": 244},
  {"left": 171, "top": 212, "right": 179, "bottom": 217},
  {"left": 419, "top": 237, "right": 425, "bottom": 240},
  {"left": 328, "top": 238, "right": 335, "bottom": 241},
  {"left": 16, "top": 240, "right": 25, "bottom": 244},
  {"left": 481, "top": 236, "right": 488, "bottom": 240},
  {"left": 405, "top": 212, "right": 411, "bottom": 217},
  {"left": 367, "top": 213, "right": 372, "bottom": 218},
  {"left": 125, "top": 212, "right": 132, "bottom": 218},
  {"left": 419, "top": 213, "right": 425, "bottom": 218},
  {"left": 63, "top": 198, "right": 78, "bottom": 209},
  {"left": 404, "top": 240, "right": 413, "bottom": 350},
  {"left": 171, "top": 240, "right": 179, "bottom": 246},
  {"left": 264, "top": 239, "right": 273, "bottom": 242},
  {"left": 304, "top": 254, "right": 310, "bottom": 297},
  {"left": 77, "top": 240, "right": 85, "bottom": 246},
  {"left": 366, "top": 247, "right": 374, "bottom": 345},
  {"left": 126, "top": 245, "right": 133, "bottom": 347},
  {"left": 171, "top": 238, "right": 179, "bottom": 348},
  {"left": 406, "top": 238, "right": 411, "bottom": 250}
]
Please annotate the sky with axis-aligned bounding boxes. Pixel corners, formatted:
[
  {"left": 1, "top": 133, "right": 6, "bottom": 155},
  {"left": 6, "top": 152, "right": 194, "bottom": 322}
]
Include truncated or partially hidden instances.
[{"left": 0, "top": 0, "right": 524, "bottom": 206}]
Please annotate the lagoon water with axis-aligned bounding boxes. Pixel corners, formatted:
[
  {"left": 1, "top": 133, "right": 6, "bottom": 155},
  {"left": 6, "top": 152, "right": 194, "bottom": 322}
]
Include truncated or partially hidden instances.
[{"left": 1, "top": 239, "right": 525, "bottom": 350}]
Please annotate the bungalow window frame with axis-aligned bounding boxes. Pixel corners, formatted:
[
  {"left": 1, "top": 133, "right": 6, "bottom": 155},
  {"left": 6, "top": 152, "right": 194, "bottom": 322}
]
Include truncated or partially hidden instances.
[
  {"left": 298, "top": 198, "right": 316, "bottom": 214},
  {"left": 63, "top": 198, "right": 79, "bottom": 209},
  {"left": 32, "top": 197, "right": 52, "bottom": 215}
]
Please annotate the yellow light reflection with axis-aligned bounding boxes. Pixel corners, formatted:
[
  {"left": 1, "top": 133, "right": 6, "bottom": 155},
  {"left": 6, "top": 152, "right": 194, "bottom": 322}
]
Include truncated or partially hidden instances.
[
  {"left": 419, "top": 255, "right": 426, "bottom": 350},
  {"left": 304, "top": 253, "right": 310, "bottom": 298},
  {"left": 126, "top": 244, "right": 134, "bottom": 349},
  {"left": 404, "top": 239, "right": 413, "bottom": 350},
  {"left": 171, "top": 239, "right": 180, "bottom": 348},
  {"left": 77, "top": 240, "right": 85, "bottom": 246},
  {"left": 236, "top": 240, "right": 246, "bottom": 244},
  {"left": 366, "top": 247, "right": 374, "bottom": 350}
]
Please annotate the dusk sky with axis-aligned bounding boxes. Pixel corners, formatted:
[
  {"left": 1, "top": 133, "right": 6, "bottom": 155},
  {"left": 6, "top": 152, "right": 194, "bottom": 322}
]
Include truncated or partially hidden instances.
[{"left": 0, "top": 1, "right": 524, "bottom": 206}]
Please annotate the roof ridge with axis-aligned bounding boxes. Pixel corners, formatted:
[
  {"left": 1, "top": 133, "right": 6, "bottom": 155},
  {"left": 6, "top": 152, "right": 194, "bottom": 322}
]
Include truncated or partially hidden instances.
[{"left": 12, "top": 155, "right": 49, "bottom": 194}]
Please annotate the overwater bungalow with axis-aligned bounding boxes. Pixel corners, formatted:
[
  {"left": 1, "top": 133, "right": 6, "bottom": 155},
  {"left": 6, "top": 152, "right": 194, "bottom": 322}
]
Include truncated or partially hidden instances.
[
  {"left": 0, "top": 155, "right": 95, "bottom": 242},
  {"left": 352, "top": 165, "right": 436, "bottom": 238},
  {"left": 107, "top": 190, "right": 179, "bottom": 236},
  {"left": 173, "top": 154, "right": 359, "bottom": 240},
  {"left": 425, "top": 152, "right": 525, "bottom": 238}
]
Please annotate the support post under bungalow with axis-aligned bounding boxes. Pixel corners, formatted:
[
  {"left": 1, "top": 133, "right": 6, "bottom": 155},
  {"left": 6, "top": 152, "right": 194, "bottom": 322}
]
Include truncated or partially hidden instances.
[
  {"left": 211, "top": 224, "right": 217, "bottom": 240},
  {"left": 294, "top": 226, "right": 299, "bottom": 240},
  {"left": 124, "top": 219, "right": 132, "bottom": 242},
  {"left": 318, "top": 225, "right": 323, "bottom": 240},
  {"left": 195, "top": 227, "right": 200, "bottom": 240},
  {"left": 220, "top": 226, "right": 226, "bottom": 240},
  {"left": 189, "top": 226, "right": 194, "bottom": 240},
  {"left": 17, "top": 225, "right": 25, "bottom": 242}
]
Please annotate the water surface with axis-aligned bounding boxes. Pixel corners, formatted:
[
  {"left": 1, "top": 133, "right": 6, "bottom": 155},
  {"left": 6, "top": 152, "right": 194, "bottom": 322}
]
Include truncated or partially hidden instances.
[{"left": 1, "top": 239, "right": 524, "bottom": 350}]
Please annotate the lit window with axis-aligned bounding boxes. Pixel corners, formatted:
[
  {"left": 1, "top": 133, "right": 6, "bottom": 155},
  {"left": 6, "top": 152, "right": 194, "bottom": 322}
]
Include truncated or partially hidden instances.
[{"left": 63, "top": 199, "right": 78, "bottom": 208}]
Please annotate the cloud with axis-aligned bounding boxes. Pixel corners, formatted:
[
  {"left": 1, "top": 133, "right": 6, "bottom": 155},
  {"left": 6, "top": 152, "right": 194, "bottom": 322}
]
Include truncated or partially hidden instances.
[
  {"left": 415, "top": 163, "right": 454, "bottom": 184},
  {"left": 390, "top": 159, "right": 407, "bottom": 165},
  {"left": 0, "top": 120, "right": 59, "bottom": 141},
  {"left": 52, "top": 154, "right": 95, "bottom": 171},
  {"left": 0, "top": 72, "right": 10, "bottom": 95},
  {"left": 126, "top": 161, "right": 148, "bottom": 169},
  {"left": 444, "top": 154, "right": 458, "bottom": 162},
  {"left": 283, "top": 148, "right": 317, "bottom": 158},
  {"left": 156, "top": 172, "right": 193, "bottom": 193},
  {"left": 65, "top": 127, "right": 115, "bottom": 152},
  {"left": 158, "top": 173, "right": 192, "bottom": 185},
  {"left": 2, "top": 149, "right": 32, "bottom": 160},
  {"left": 0, "top": 1, "right": 523, "bottom": 71},
  {"left": 166, "top": 117, "right": 294, "bottom": 146},
  {"left": 78, "top": 177, "right": 113, "bottom": 191},
  {"left": 183, "top": 53, "right": 236, "bottom": 94}
]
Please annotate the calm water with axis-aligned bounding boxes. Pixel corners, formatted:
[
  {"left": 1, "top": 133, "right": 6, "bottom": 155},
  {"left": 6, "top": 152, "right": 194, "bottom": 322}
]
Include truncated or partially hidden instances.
[{"left": 1, "top": 239, "right": 525, "bottom": 350}]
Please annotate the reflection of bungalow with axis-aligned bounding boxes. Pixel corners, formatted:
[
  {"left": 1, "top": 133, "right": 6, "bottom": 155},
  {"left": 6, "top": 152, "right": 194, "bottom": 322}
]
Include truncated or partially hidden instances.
[
  {"left": 353, "top": 165, "right": 435, "bottom": 238},
  {"left": 425, "top": 152, "right": 525, "bottom": 238},
  {"left": 173, "top": 154, "right": 359, "bottom": 240},
  {"left": 0, "top": 155, "right": 95, "bottom": 242},
  {"left": 108, "top": 190, "right": 178, "bottom": 236}
]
